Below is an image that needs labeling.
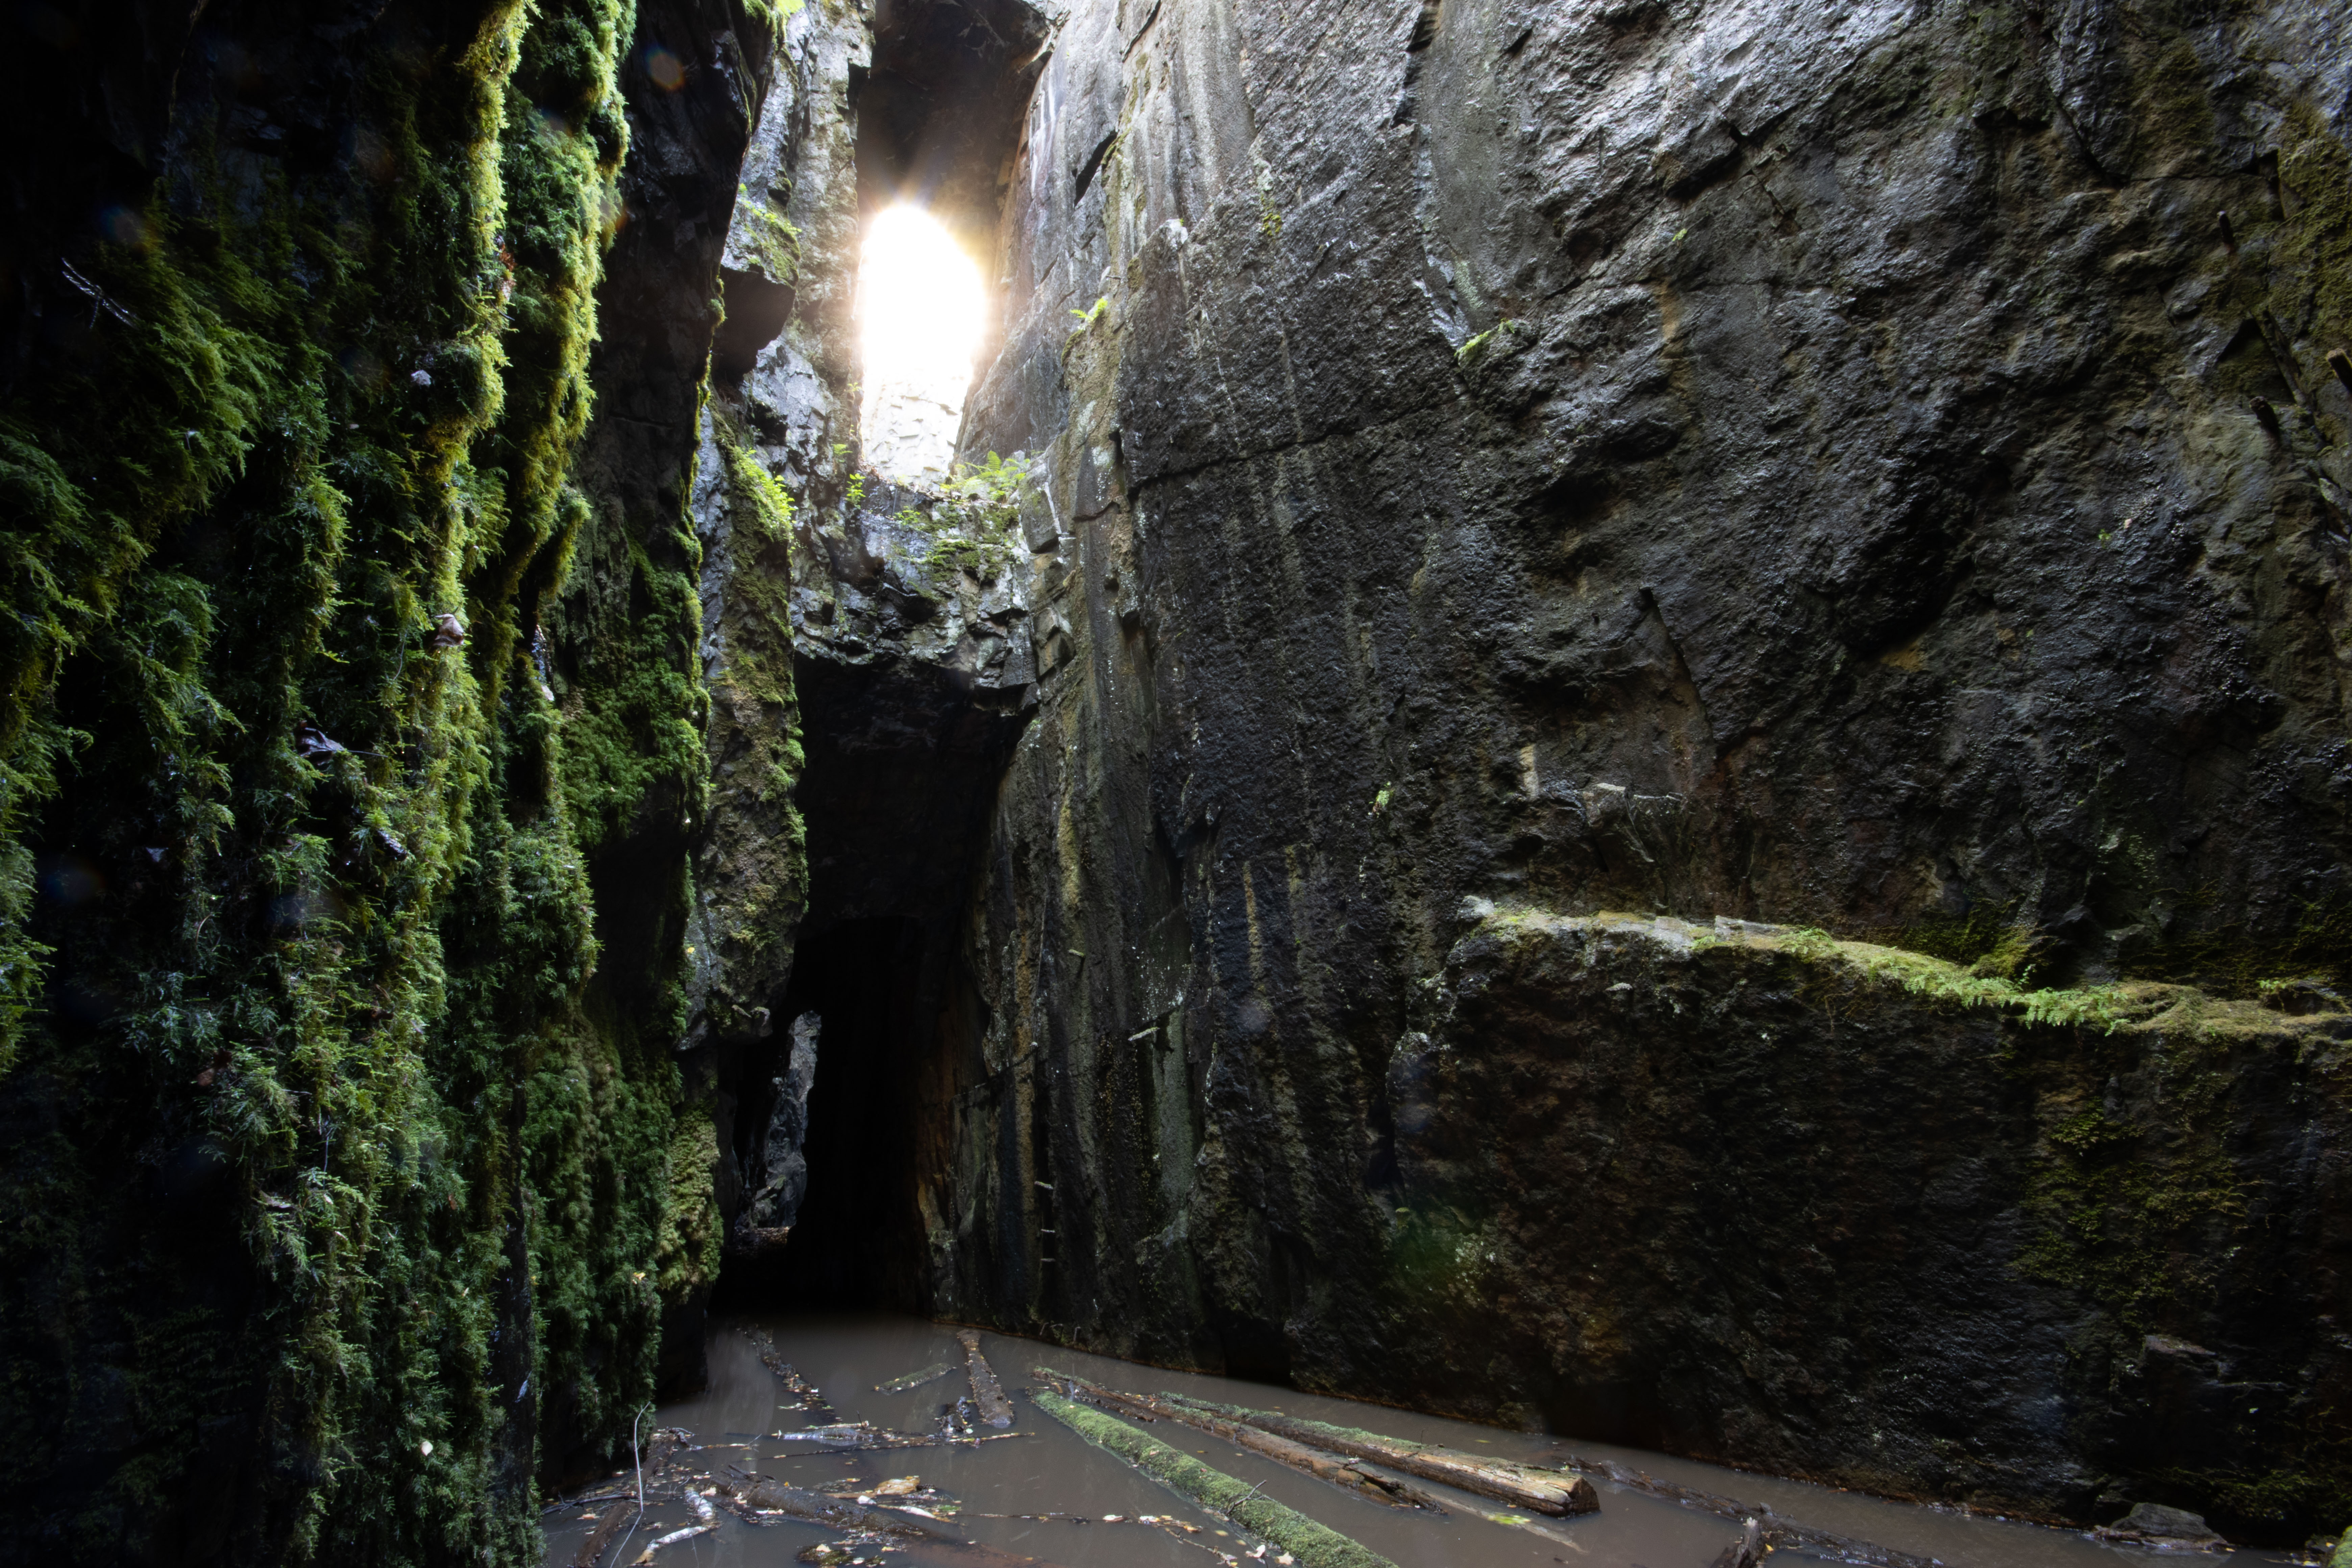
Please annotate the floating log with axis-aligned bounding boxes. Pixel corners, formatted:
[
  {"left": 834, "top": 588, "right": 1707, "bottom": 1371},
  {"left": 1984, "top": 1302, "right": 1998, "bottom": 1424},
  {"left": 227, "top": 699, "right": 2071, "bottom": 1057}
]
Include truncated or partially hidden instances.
[
  {"left": 877, "top": 1361, "right": 956, "bottom": 1393},
  {"left": 1160, "top": 1394, "right": 1597, "bottom": 1518},
  {"left": 740, "top": 1327, "right": 839, "bottom": 1420},
  {"left": 958, "top": 1329, "right": 1015, "bottom": 1427},
  {"left": 715, "top": 1477, "right": 1057, "bottom": 1565},
  {"left": 715, "top": 1476, "right": 942, "bottom": 1538},
  {"left": 1032, "top": 1389, "right": 1402, "bottom": 1568},
  {"left": 1033, "top": 1367, "right": 1446, "bottom": 1513},
  {"left": 766, "top": 1419, "right": 934, "bottom": 1450},
  {"left": 1554, "top": 1450, "right": 1939, "bottom": 1568}
]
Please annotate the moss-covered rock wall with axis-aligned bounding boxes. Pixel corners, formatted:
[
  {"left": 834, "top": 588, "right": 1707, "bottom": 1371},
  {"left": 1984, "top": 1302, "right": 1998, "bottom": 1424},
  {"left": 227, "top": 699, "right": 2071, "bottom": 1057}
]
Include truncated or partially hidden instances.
[{"left": 0, "top": 0, "right": 795, "bottom": 1559}]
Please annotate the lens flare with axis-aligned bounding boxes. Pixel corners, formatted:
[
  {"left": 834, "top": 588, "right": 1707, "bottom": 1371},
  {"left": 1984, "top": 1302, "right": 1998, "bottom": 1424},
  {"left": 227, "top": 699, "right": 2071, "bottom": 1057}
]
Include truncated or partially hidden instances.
[{"left": 857, "top": 203, "right": 986, "bottom": 482}]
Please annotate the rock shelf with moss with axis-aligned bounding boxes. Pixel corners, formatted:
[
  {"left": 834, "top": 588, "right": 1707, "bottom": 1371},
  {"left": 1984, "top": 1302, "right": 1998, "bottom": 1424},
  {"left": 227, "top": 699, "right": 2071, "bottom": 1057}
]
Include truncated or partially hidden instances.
[{"left": 1354, "top": 909, "right": 2352, "bottom": 1537}]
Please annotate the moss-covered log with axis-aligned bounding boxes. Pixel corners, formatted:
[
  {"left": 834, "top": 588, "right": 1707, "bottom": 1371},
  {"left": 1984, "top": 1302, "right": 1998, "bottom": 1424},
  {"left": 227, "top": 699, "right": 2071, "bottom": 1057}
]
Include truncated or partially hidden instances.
[
  {"left": 1030, "top": 1390, "right": 1400, "bottom": 1568},
  {"left": 1034, "top": 1367, "right": 1445, "bottom": 1511}
]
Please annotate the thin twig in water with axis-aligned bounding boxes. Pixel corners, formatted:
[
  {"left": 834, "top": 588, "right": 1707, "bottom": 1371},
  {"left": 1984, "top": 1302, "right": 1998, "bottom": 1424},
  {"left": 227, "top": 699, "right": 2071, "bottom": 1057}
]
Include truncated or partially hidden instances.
[{"left": 611, "top": 1402, "right": 652, "bottom": 1567}]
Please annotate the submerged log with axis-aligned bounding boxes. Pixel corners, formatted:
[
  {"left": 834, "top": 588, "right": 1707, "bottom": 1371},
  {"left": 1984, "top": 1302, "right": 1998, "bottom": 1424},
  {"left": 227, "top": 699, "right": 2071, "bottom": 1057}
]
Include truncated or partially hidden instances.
[
  {"left": 876, "top": 1361, "right": 956, "bottom": 1393},
  {"left": 741, "top": 1327, "right": 839, "bottom": 1420},
  {"left": 958, "top": 1329, "right": 1015, "bottom": 1427},
  {"left": 1710, "top": 1517, "right": 1763, "bottom": 1568},
  {"left": 1032, "top": 1389, "right": 1402, "bottom": 1568},
  {"left": 1160, "top": 1394, "right": 1597, "bottom": 1518},
  {"left": 570, "top": 1504, "right": 638, "bottom": 1568},
  {"left": 1033, "top": 1367, "right": 1446, "bottom": 1513}
]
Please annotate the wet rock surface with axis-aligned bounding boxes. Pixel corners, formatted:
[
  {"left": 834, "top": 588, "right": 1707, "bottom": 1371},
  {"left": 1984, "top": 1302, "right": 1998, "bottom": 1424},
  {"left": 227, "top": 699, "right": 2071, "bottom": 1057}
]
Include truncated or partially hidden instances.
[{"left": 820, "top": 0, "right": 2352, "bottom": 1543}]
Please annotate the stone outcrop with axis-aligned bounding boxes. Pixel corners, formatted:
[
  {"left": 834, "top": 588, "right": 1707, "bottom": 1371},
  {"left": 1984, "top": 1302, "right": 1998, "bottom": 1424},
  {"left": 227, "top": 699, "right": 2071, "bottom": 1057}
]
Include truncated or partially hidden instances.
[{"left": 814, "top": 0, "right": 2352, "bottom": 1544}]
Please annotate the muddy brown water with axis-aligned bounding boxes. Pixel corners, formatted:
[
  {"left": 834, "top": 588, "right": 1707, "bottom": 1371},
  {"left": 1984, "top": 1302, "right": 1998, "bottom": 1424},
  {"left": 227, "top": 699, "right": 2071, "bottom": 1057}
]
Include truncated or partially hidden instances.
[{"left": 541, "top": 1315, "right": 2304, "bottom": 1568}]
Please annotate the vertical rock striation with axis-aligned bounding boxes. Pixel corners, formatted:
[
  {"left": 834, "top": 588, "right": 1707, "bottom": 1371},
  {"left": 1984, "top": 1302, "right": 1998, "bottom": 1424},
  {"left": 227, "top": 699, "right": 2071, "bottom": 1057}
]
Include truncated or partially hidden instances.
[{"left": 860, "top": 0, "right": 2352, "bottom": 1543}]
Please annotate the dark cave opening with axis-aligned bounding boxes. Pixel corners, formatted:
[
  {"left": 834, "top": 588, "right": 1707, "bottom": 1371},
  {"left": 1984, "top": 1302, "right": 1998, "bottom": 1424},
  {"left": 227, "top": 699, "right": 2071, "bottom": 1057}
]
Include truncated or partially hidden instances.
[
  {"left": 708, "top": 646, "right": 1027, "bottom": 1316},
  {"left": 712, "top": 917, "right": 929, "bottom": 1310}
]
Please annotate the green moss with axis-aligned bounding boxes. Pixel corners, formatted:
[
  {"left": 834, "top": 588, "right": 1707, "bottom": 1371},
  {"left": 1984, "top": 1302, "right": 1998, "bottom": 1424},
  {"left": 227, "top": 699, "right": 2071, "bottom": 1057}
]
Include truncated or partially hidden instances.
[
  {"left": 1772, "top": 925, "right": 2130, "bottom": 1032},
  {"left": 554, "top": 529, "right": 710, "bottom": 847},
  {"left": 888, "top": 451, "right": 1030, "bottom": 583},
  {"left": 2007, "top": 1017, "right": 2249, "bottom": 1331},
  {"left": 2270, "top": 104, "right": 2352, "bottom": 367},
  {"left": 736, "top": 196, "right": 803, "bottom": 286},
  {"left": 696, "top": 413, "right": 807, "bottom": 1027},
  {"left": 1382, "top": 1201, "right": 1495, "bottom": 1310},
  {"left": 1031, "top": 1390, "right": 1400, "bottom": 1568},
  {"left": 2122, "top": 894, "right": 2352, "bottom": 997},
  {"left": 1454, "top": 320, "right": 1522, "bottom": 367},
  {"left": 654, "top": 1109, "right": 721, "bottom": 1300},
  {"left": 2157, "top": 1465, "right": 2352, "bottom": 1541},
  {"left": 0, "top": 0, "right": 705, "bottom": 1558}
]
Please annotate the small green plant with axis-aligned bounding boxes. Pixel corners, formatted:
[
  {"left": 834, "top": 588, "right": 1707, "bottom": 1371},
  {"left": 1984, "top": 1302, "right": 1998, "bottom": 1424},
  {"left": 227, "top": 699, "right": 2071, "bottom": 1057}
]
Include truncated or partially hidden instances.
[
  {"left": 887, "top": 451, "right": 1033, "bottom": 581},
  {"left": 1068, "top": 296, "right": 1110, "bottom": 334},
  {"left": 1455, "top": 319, "right": 1522, "bottom": 367},
  {"left": 845, "top": 472, "right": 866, "bottom": 509}
]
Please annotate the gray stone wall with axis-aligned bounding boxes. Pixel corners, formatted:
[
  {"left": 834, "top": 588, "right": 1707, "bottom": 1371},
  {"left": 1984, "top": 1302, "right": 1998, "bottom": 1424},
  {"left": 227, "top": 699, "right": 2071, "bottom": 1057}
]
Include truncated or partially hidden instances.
[{"left": 883, "top": 0, "right": 2352, "bottom": 1538}]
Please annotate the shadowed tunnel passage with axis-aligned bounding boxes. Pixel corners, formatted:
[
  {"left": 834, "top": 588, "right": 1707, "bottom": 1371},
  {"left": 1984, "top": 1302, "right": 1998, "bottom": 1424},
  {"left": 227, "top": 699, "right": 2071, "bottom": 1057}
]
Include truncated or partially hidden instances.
[{"left": 704, "top": 0, "right": 1049, "bottom": 1323}]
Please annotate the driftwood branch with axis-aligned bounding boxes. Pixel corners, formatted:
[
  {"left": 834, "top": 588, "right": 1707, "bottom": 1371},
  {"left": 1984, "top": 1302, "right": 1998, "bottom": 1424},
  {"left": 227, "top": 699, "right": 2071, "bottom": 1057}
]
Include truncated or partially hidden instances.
[
  {"left": 714, "top": 1476, "right": 1059, "bottom": 1565},
  {"left": 1711, "top": 1516, "right": 1763, "bottom": 1568},
  {"left": 876, "top": 1361, "right": 956, "bottom": 1392},
  {"left": 1159, "top": 1394, "right": 1598, "bottom": 1518},
  {"left": 1032, "top": 1389, "right": 1401, "bottom": 1568}
]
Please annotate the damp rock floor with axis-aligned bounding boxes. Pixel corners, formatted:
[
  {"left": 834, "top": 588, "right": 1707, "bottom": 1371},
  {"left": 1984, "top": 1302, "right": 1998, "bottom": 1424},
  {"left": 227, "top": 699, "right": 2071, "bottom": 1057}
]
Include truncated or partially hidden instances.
[{"left": 541, "top": 1315, "right": 2304, "bottom": 1568}]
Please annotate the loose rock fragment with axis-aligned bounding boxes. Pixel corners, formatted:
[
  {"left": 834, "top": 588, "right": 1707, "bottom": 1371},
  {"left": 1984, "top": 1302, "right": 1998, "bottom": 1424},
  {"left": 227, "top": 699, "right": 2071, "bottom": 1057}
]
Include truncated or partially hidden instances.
[{"left": 2093, "top": 1501, "right": 2230, "bottom": 1551}]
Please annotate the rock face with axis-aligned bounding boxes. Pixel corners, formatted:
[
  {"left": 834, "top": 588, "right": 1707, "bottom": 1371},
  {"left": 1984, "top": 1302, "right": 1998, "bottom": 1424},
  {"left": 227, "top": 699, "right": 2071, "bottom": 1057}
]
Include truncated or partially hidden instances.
[
  {"left": 0, "top": 0, "right": 791, "bottom": 1559},
  {"left": 740, "top": 1011, "right": 820, "bottom": 1243},
  {"left": 773, "top": 0, "right": 2352, "bottom": 1544},
  {"left": 5, "top": 0, "right": 2352, "bottom": 1554}
]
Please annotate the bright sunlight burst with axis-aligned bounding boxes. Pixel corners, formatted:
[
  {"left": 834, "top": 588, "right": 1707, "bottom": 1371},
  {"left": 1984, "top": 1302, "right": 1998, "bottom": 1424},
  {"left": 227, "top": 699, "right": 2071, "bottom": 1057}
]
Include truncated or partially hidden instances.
[{"left": 857, "top": 203, "right": 987, "bottom": 483}]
